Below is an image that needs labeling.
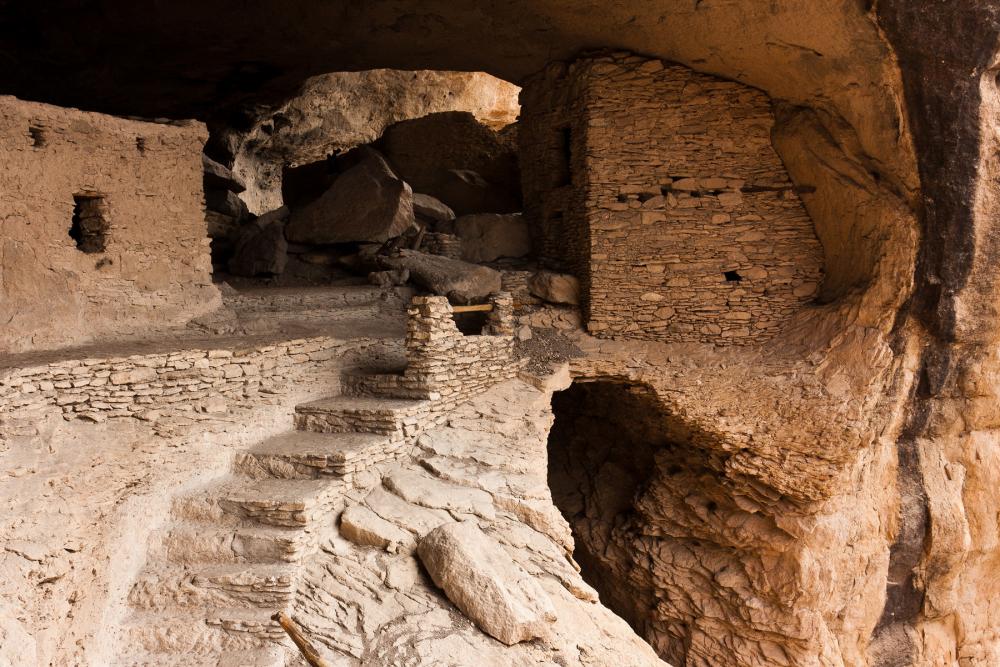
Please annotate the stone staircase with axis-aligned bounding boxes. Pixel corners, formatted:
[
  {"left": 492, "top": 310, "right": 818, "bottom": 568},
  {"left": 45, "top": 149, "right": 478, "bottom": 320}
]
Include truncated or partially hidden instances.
[{"left": 115, "top": 294, "right": 519, "bottom": 666}]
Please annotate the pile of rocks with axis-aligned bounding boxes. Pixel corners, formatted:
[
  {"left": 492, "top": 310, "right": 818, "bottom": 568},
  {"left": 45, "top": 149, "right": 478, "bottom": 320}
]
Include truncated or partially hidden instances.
[{"left": 209, "top": 110, "right": 543, "bottom": 302}]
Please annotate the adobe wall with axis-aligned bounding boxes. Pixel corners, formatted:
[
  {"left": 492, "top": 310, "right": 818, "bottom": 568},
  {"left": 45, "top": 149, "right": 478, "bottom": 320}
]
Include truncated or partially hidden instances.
[
  {"left": 0, "top": 96, "right": 220, "bottom": 354},
  {"left": 520, "top": 54, "right": 825, "bottom": 344}
]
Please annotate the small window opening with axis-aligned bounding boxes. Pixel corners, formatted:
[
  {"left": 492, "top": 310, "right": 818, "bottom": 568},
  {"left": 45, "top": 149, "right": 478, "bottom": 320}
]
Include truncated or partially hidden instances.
[
  {"left": 723, "top": 270, "right": 742, "bottom": 282},
  {"left": 29, "top": 126, "right": 46, "bottom": 148},
  {"left": 136, "top": 137, "right": 146, "bottom": 153},
  {"left": 70, "top": 195, "right": 109, "bottom": 253},
  {"left": 553, "top": 125, "right": 572, "bottom": 187}
]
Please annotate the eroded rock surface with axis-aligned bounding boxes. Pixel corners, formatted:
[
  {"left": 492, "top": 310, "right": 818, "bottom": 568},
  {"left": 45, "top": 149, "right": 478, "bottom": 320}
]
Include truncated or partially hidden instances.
[
  {"left": 418, "top": 521, "right": 557, "bottom": 645},
  {"left": 292, "top": 379, "right": 666, "bottom": 666}
]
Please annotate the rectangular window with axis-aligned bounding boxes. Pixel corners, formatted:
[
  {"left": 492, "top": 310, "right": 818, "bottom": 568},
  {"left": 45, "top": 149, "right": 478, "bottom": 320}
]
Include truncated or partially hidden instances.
[{"left": 70, "top": 194, "right": 109, "bottom": 253}]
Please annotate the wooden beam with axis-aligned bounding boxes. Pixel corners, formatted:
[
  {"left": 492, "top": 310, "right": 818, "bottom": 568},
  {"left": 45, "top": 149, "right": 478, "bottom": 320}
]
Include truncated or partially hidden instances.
[
  {"left": 272, "top": 611, "right": 330, "bottom": 667},
  {"left": 451, "top": 303, "right": 494, "bottom": 313}
]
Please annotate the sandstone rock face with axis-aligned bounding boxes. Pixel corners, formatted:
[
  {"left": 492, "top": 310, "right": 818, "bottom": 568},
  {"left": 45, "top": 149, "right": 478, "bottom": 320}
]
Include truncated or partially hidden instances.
[
  {"left": 285, "top": 149, "right": 414, "bottom": 244},
  {"left": 455, "top": 213, "right": 532, "bottom": 262},
  {"left": 379, "top": 111, "right": 521, "bottom": 215},
  {"left": 226, "top": 70, "right": 520, "bottom": 214},
  {"left": 529, "top": 272, "right": 580, "bottom": 306},
  {"left": 418, "top": 521, "right": 557, "bottom": 645},
  {"left": 380, "top": 250, "right": 502, "bottom": 303}
]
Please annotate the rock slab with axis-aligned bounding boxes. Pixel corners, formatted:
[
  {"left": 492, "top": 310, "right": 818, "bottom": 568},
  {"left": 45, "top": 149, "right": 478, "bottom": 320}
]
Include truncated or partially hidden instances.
[
  {"left": 286, "top": 149, "right": 414, "bottom": 244},
  {"left": 417, "top": 521, "right": 557, "bottom": 645},
  {"left": 528, "top": 271, "right": 580, "bottom": 305},
  {"left": 380, "top": 250, "right": 501, "bottom": 303}
]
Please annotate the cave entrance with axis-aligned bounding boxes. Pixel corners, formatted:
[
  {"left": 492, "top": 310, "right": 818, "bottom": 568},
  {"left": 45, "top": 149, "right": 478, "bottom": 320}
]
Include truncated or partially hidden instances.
[
  {"left": 547, "top": 380, "right": 668, "bottom": 643},
  {"left": 203, "top": 69, "right": 526, "bottom": 294}
]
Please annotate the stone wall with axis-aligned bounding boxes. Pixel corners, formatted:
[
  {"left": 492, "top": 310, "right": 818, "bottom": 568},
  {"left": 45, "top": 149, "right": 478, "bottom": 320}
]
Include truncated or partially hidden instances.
[
  {"left": 520, "top": 54, "right": 825, "bottom": 344},
  {"left": 0, "top": 336, "right": 389, "bottom": 429},
  {"left": 0, "top": 96, "right": 220, "bottom": 354},
  {"left": 344, "top": 293, "right": 520, "bottom": 405}
]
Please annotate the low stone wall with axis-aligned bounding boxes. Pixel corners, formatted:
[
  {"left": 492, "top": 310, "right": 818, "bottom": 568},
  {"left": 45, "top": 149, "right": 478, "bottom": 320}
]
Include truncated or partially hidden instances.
[
  {"left": 0, "top": 336, "right": 393, "bottom": 426},
  {"left": 344, "top": 293, "right": 521, "bottom": 404}
]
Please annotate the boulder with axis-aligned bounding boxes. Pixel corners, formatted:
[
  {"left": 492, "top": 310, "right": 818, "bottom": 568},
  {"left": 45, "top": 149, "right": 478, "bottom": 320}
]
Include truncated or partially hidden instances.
[
  {"left": 455, "top": 213, "right": 532, "bottom": 263},
  {"left": 206, "top": 188, "right": 249, "bottom": 221},
  {"left": 413, "top": 193, "right": 456, "bottom": 226},
  {"left": 417, "top": 521, "right": 557, "bottom": 645},
  {"left": 380, "top": 249, "right": 501, "bottom": 303},
  {"left": 227, "top": 215, "right": 288, "bottom": 276},
  {"left": 285, "top": 149, "right": 414, "bottom": 244},
  {"left": 202, "top": 154, "right": 246, "bottom": 193},
  {"left": 379, "top": 111, "right": 521, "bottom": 215},
  {"left": 528, "top": 271, "right": 580, "bottom": 306}
]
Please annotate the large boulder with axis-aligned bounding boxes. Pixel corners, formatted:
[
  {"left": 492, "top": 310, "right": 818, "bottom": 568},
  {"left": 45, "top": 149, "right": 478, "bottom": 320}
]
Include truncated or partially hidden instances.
[
  {"left": 417, "top": 521, "right": 557, "bottom": 645},
  {"left": 380, "top": 249, "right": 501, "bottom": 303},
  {"left": 379, "top": 111, "right": 521, "bottom": 215},
  {"left": 227, "top": 210, "right": 289, "bottom": 276},
  {"left": 285, "top": 149, "right": 414, "bottom": 244},
  {"left": 528, "top": 271, "right": 580, "bottom": 306},
  {"left": 455, "top": 213, "right": 532, "bottom": 262}
]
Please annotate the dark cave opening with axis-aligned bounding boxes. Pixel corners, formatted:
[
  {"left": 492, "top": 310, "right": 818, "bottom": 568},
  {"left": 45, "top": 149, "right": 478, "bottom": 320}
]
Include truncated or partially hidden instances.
[{"left": 547, "top": 380, "right": 668, "bottom": 639}]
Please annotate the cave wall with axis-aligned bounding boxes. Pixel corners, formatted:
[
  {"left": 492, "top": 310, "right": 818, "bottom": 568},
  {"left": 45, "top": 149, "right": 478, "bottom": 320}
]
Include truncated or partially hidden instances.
[
  {"left": 521, "top": 54, "right": 825, "bottom": 344},
  {"left": 0, "top": 96, "right": 220, "bottom": 354},
  {"left": 222, "top": 70, "right": 520, "bottom": 215}
]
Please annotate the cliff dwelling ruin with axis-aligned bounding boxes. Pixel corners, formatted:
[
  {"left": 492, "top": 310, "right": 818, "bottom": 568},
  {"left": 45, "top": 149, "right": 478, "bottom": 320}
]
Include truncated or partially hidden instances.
[{"left": 1, "top": 2, "right": 999, "bottom": 666}]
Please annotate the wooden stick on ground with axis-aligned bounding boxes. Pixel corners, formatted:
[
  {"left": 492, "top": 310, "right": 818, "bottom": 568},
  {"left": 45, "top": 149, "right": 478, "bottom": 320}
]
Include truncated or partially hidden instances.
[{"left": 272, "top": 611, "right": 331, "bottom": 667}]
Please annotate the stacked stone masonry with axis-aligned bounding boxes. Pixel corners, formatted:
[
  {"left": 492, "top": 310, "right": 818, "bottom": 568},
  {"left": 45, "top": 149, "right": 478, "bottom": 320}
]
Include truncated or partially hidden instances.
[
  {"left": 0, "top": 96, "right": 220, "bottom": 353},
  {"left": 0, "top": 337, "right": 385, "bottom": 425},
  {"left": 520, "top": 54, "right": 825, "bottom": 344},
  {"left": 342, "top": 293, "right": 520, "bottom": 402}
]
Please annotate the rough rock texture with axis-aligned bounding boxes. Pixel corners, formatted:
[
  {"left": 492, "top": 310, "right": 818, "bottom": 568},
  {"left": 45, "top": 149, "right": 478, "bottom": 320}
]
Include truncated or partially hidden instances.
[
  {"left": 417, "top": 521, "right": 557, "bottom": 645},
  {"left": 285, "top": 149, "right": 414, "bottom": 245},
  {"left": 290, "top": 378, "right": 666, "bottom": 666},
  {"left": 454, "top": 213, "right": 532, "bottom": 262},
  {"left": 223, "top": 70, "right": 520, "bottom": 214},
  {"left": 380, "top": 250, "right": 502, "bottom": 303},
  {"left": 379, "top": 111, "right": 521, "bottom": 215},
  {"left": 0, "top": 96, "right": 221, "bottom": 354},
  {"left": 529, "top": 272, "right": 580, "bottom": 306}
]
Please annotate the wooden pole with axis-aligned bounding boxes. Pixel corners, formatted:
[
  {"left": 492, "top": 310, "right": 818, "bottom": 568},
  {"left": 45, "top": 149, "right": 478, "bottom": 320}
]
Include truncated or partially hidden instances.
[
  {"left": 451, "top": 303, "right": 494, "bottom": 313},
  {"left": 272, "top": 611, "right": 331, "bottom": 667}
]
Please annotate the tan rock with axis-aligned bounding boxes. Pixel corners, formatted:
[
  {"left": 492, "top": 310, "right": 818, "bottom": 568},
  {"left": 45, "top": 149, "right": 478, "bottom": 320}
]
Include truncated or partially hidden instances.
[{"left": 417, "top": 521, "right": 557, "bottom": 645}]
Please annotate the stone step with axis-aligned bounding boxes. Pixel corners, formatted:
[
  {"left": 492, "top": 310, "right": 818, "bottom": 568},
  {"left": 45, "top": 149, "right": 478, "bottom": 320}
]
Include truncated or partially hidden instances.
[
  {"left": 341, "top": 368, "right": 439, "bottom": 400},
  {"left": 218, "top": 477, "right": 340, "bottom": 528},
  {"left": 128, "top": 563, "right": 298, "bottom": 611},
  {"left": 235, "top": 430, "right": 396, "bottom": 479},
  {"left": 120, "top": 646, "right": 287, "bottom": 667},
  {"left": 124, "top": 608, "right": 287, "bottom": 655},
  {"left": 294, "top": 395, "right": 431, "bottom": 436},
  {"left": 154, "top": 522, "right": 306, "bottom": 565},
  {"left": 172, "top": 477, "right": 337, "bottom": 528}
]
